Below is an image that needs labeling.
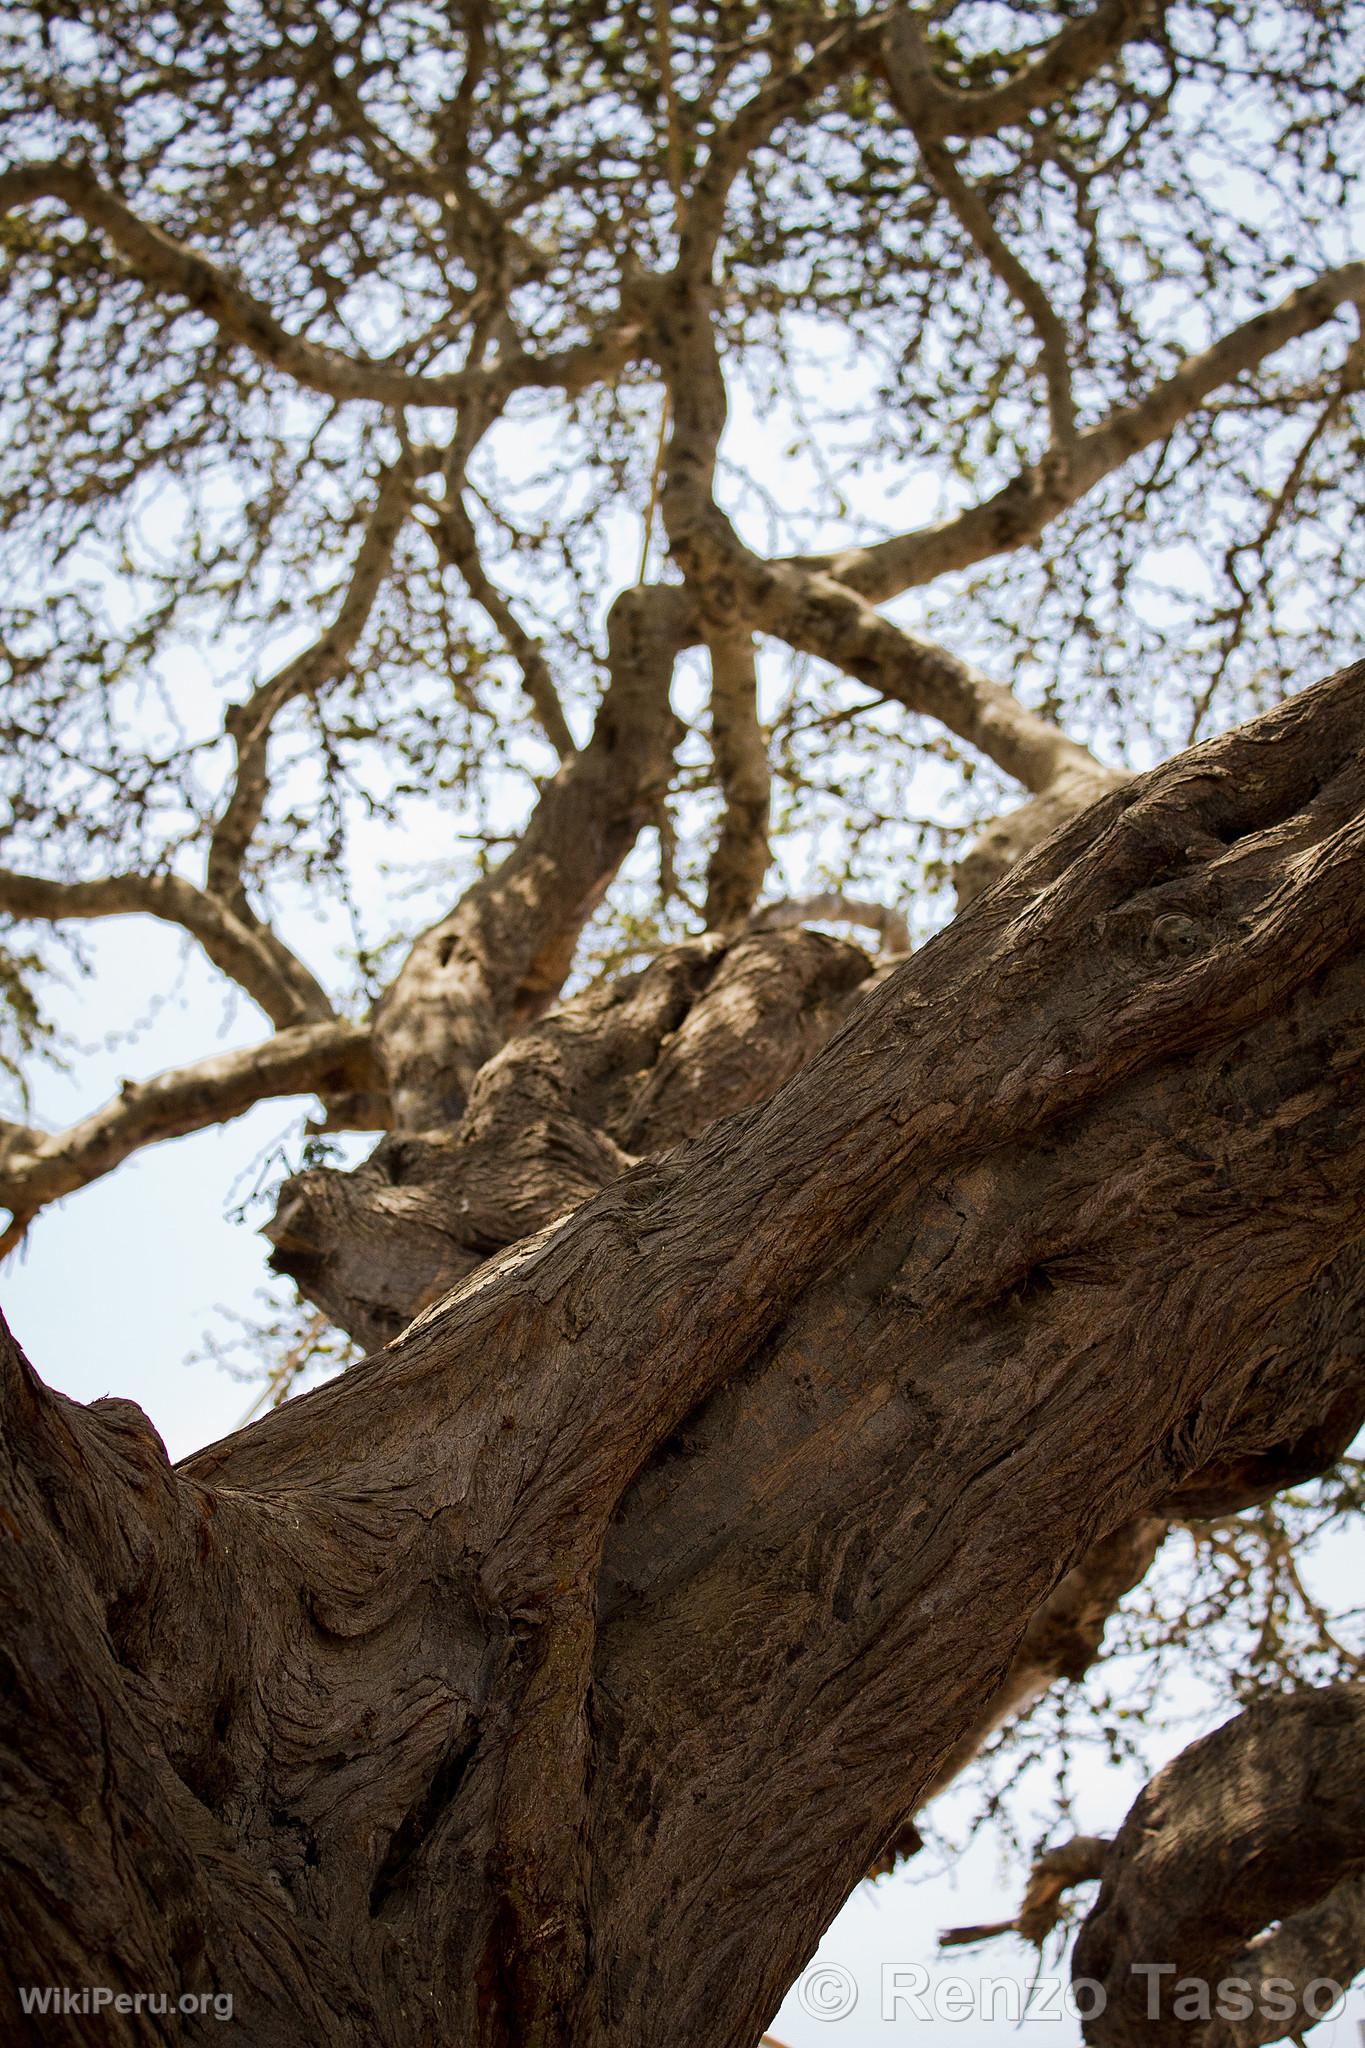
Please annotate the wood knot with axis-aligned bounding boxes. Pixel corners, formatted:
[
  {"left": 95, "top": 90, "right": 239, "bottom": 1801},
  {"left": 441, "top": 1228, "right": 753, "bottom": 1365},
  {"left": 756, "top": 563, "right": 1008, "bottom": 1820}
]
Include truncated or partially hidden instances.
[{"left": 1148, "top": 912, "right": 1202, "bottom": 958}]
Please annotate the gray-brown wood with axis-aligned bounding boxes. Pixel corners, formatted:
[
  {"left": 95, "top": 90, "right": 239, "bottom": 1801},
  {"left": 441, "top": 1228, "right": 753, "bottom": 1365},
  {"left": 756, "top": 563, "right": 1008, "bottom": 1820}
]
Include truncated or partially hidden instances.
[
  {"left": 4, "top": 667, "right": 1365, "bottom": 2045},
  {"left": 4, "top": 8, "right": 1365, "bottom": 2037},
  {"left": 1073, "top": 1686, "right": 1365, "bottom": 2047}
]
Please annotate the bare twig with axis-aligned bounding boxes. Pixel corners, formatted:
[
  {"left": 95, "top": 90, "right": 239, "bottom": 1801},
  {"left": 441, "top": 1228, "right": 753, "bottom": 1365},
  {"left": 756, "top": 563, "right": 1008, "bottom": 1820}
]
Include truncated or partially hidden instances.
[
  {"left": 427, "top": 491, "right": 575, "bottom": 757},
  {"left": 208, "top": 460, "right": 416, "bottom": 907},
  {"left": 0, "top": 163, "right": 645, "bottom": 408}
]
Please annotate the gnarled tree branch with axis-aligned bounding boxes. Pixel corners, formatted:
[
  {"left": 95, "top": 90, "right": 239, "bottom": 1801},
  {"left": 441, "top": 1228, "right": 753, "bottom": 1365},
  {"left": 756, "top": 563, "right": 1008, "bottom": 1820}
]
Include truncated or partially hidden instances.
[
  {"left": 271, "top": 927, "right": 872, "bottom": 1349},
  {"left": 1073, "top": 1685, "right": 1365, "bottom": 2047},
  {"left": 7, "top": 664, "right": 1363, "bottom": 2048},
  {"left": 0, "top": 1018, "right": 378, "bottom": 1242},
  {"left": 752, "top": 893, "right": 912, "bottom": 954},
  {"left": 941, "top": 1833, "right": 1112, "bottom": 1948},
  {"left": 372, "top": 581, "right": 690, "bottom": 1130},
  {"left": 816, "top": 262, "right": 1365, "bottom": 601},
  {"left": 0, "top": 866, "right": 331, "bottom": 1029},
  {"left": 702, "top": 623, "right": 771, "bottom": 930},
  {"left": 880, "top": 0, "right": 1161, "bottom": 146}
]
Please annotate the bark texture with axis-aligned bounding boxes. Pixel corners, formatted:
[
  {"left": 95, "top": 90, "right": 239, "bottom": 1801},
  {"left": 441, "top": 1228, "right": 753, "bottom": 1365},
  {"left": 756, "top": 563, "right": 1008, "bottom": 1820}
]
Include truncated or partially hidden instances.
[
  {"left": 269, "top": 927, "right": 872, "bottom": 1349},
  {"left": 4, "top": 666, "right": 1365, "bottom": 2046},
  {"left": 1073, "top": 1685, "right": 1365, "bottom": 2048}
]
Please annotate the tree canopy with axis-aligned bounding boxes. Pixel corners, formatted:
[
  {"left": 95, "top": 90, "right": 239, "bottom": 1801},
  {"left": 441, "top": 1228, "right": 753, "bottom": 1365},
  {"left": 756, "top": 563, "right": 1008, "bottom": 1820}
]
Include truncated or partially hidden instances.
[{"left": 2, "top": 0, "right": 1362, "bottom": 1122}]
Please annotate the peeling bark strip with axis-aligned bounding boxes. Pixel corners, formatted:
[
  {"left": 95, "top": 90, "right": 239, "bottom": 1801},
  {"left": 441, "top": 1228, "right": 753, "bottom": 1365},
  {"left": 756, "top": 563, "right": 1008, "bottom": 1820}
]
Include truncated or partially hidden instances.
[{"left": 4, "top": 668, "right": 1365, "bottom": 2046}]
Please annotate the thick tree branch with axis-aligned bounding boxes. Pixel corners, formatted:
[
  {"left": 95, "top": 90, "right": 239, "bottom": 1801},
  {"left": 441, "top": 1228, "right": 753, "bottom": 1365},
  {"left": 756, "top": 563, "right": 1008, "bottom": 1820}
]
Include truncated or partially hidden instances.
[
  {"left": 0, "top": 1019, "right": 378, "bottom": 1239},
  {"left": 702, "top": 623, "right": 771, "bottom": 929},
  {"left": 703, "top": 531, "right": 1116, "bottom": 800},
  {"left": 768, "top": 569, "right": 1120, "bottom": 798},
  {"left": 880, "top": 0, "right": 1160, "bottom": 145},
  {"left": 269, "top": 929, "right": 871, "bottom": 1346},
  {"left": 884, "top": 1236, "right": 1365, "bottom": 1875},
  {"left": 372, "top": 583, "right": 690, "bottom": 1130},
  {"left": 207, "top": 462, "right": 416, "bottom": 911},
  {"left": 926, "top": 1517, "right": 1168, "bottom": 1810},
  {"left": 0, "top": 1117, "right": 44, "bottom": 1170},
  {"left": 0, "top": 163, "right": 645, "bottom": 408},
  {"left": 1073, "top": 1685, "right": 1365, "bottom": 2047},
  {"left": 5, "top": 669, "right": 1365, "bottom": 2047},
  {"left": 956, "top": 775, "right": 1136, "bottom": 907},
  {"left": 1197, "top": 1874, "right": 1365, "bottom": 2048},
  {"left": 653, "top": 273, "right": 1117, "bottom": 806},
  {"left": 0, "top": 866, "right": 330, "bottom": 1028},
  {"left": 873, "top": 1516, "right": 1167, "bottom": 1877},
  {"left": 1155, "top": 1242, "right": 1365, "bottom": 1519},
  {"left": 817, "top": 263, "right": 1365, "bottom": 601}
]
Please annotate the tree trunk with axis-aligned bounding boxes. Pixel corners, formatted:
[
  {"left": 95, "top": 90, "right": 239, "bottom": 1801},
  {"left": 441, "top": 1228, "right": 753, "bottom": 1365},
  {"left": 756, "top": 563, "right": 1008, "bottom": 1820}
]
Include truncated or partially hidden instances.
[{"left": 4, "top": 663, "right": 1365, "bottom": 2047}]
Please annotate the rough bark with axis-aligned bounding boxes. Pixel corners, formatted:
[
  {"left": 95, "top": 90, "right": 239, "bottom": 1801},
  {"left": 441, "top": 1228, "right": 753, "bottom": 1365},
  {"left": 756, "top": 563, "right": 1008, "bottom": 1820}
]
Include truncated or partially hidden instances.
[
  {"left": 269, "top": 928, "right": 872, "bottom": 1349},
  {"left": 4, "top": 666, "right": 1365, "bottom": 2046},
  {"left": 1073, "top": 1685, "right": 1365, "bottom": 2048},
  {"left": 701, "top": 623, "right": 771, "bottom": 931},
  {"left": 371, "top": 581, "right": 689, "bottom": 1132}
]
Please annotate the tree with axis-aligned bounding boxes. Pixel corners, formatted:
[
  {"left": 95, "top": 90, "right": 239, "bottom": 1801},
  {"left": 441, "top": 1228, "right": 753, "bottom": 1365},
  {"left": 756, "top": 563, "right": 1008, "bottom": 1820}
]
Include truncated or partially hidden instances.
[{"left": 1, "top": 1, "right": 1363, "bottom": 2041}]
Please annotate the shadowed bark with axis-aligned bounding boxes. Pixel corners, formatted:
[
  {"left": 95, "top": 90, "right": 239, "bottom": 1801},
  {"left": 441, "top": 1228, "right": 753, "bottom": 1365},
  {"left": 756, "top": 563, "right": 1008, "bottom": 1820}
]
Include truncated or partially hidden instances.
[
  {"left": 702, "top": 622, "right": 771, "bottom": 932},
  {"left": 269, "top": 927, "right": 871, "bottom": 1349},
  {"left": 3, "top": 667, "right": 1365, "bottom": 2045},
  {"left": 1072, "top": 1685, "right": 1365, "bottom": 2048}
]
